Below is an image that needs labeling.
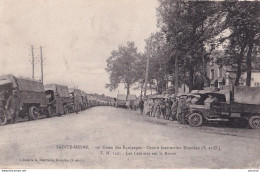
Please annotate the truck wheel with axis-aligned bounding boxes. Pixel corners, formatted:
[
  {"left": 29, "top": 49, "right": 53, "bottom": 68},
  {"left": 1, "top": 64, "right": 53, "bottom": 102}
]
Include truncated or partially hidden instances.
[
  {"left": 249, "top": 116, "right": 260, "bottom": 129},
  {"left": 0, "top": 111, "right": 7, "bottom": 125},
  {"left": 29, "top": 106, "right": 39, "bottom": 120},
  {"left": 188, "top": 113, "right": 203, "bottom": 127}
]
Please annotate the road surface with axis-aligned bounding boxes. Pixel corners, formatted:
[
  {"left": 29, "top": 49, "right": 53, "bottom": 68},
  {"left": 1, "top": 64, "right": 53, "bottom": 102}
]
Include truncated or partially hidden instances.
[{"left": 0, "top": 106, "right": 259, "bottom": 169}]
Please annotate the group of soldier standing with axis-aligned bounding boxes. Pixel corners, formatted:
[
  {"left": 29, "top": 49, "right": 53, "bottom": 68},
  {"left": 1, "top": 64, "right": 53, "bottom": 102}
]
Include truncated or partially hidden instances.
[{"left": 138, "top": 95, "right": 200, "bottom": 124}]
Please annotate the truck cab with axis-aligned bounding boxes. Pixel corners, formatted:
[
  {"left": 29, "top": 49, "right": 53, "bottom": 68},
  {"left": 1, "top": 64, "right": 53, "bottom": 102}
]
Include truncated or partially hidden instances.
[{"left": 188, "top": 91, "right": 230, "bottom": 127}]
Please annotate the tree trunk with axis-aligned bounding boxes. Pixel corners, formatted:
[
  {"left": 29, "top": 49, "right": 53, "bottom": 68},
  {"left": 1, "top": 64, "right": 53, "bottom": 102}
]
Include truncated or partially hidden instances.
[
  {"left": 174, "top": 56, "right": 178, "bottom": 94},
  {"left": 234, "top": 45, "right": 245, "bottom": 86},
  {"left": 202, "top": 52, "right": 210, "bottom": 87},
  {"left": 127, "top": 85, "right": 130, "bottom": 95},
  {"left": 246, "top": 42, "right": 254, "bottom": 86},
  {"left": 189, "top": 65, "right": 194, "bottom": 92}
]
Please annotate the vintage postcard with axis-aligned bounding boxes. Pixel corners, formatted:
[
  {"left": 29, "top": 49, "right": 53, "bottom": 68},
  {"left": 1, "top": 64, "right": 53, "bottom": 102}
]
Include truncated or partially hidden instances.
[{"left": 0, "top": 0, "right": 259, "bottom": 170}]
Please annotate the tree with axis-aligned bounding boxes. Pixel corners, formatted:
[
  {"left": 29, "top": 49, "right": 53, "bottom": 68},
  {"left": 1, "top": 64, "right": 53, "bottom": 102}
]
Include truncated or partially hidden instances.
[
  {"left": 214, "top": 1, "right": 260, "bottom": 86},
  {"left": 105, "top": 42, "right": 140, "bottom": 95},
  {"left": 157, "top": 0, "right": 225, "bottom": 91},
  {"left": 220, "top": 1, "right": 260, "bottom": 86},
  {"left": 143, "top": 32, "right": 170, "bottom": 94}
]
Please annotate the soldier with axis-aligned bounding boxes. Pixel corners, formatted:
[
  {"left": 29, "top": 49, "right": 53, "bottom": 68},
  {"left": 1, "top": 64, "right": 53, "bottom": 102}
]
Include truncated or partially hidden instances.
[
  {"left": 182, "top": 96, "right": 192, "bottom": 124},
  {"left": 56, "top": 94, "right": 64, "bottom": 116},
  {"left": 149, "top": 98, "right": 154, "bottom": 117},
  {"left": 139, "top": 98, "right": 144, "bottom": 115},
  {"left": 143, "top": 99, "right": 148, "bottom": 115},
  {"left": 159, "top": 98, "right": 166, "bottom": 119},
  {"left": 165, "top": 98, "right": 171, "bottom": 120},
  {"left": 171, "top": 97, "right": 178, "bottom": 121},
  {"left": 5, "top": 90, "right": 21, "bottom": 124},
  {"left": 176, "top": 96, "right": 185, "bottom": 124},
  {"left": 148, "top": 98, "right": 153, "bottom": 117},
  {"left": 74, "top": 96, "right": 80, "bottom": 114},
  {"left": 155, "top": 98, "right": 161, "bottom": 119}
]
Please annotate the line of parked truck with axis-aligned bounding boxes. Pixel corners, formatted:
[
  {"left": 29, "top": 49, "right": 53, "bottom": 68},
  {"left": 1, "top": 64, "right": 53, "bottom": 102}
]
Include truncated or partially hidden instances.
[
  {"left": 145, "top": 85, "right": 260, "bottom": 129},
  {"left": 0, "top": 74, "right": 113, "bottom": 126},
  {"left": 186, "top": 86, "right": 260, "bottom": 129}
]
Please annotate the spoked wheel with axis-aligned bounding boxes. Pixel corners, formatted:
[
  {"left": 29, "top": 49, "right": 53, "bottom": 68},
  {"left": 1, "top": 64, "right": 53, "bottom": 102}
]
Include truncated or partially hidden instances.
[
  {"left": 29, "top": 106, "right": 39, "bottom": 120},
  {"left": 0, "top": 111, "right": 7, "bottom": 125},
  {"left": 249, "top": 116, "right": 260, "bottom": 129},
  {"left": 188, "top": 113, "right": 203, "bottom": 127}
]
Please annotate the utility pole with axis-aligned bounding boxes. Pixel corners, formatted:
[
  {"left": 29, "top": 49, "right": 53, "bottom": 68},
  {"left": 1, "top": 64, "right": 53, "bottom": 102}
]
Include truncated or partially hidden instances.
[
  {"left": 40, "top": 46, "right": 43, "bottom": 83},
  {"left": 31, "top": 45, "right": 35, "bottom": 79},
  {"left": 144, "top": 53, "right": 150, "bottom": 97}
]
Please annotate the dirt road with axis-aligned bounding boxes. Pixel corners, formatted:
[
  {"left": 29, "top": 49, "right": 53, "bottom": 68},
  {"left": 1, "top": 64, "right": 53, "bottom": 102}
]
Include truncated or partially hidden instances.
[{"left": 0, "top": 106, "right": 259, "bottom": 169}]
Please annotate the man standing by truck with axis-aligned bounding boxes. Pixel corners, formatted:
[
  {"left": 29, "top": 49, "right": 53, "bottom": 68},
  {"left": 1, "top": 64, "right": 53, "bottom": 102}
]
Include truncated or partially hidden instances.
[
  {"left": 139, "top": 98, "right": 144, "bottom": 115},
  {"left": 5, "top": 90, "right": 21, "bottom": 124}
]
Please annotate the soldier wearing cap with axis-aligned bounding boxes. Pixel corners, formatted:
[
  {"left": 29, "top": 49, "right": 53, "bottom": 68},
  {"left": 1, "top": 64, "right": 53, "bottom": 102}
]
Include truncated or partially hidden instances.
[
  {"left": 74, "top": 96, "right": 80, "bottom": 114},
  {"left": 171, "top": 97, "right": 178, "bottom": 121},
  {"left": 5, "top": 90, "right": 21, "bottom": 124},
  {"left": 139, "top": 98, "right": 144, "bottom": 115},
  {"left": 165, "top": 98, "right": 172, "bottom": 120},
  {"left": 182, "top": 96, "right": 192, "bottom": 124},
  {"left": 176, "top": 96, "right": 186, "bottom": 124}
]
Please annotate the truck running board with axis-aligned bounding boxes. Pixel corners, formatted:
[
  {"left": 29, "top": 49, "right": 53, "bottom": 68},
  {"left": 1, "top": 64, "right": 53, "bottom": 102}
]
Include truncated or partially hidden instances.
[{"left": 205, "top": 118, "right": 229, "bottom": 122}]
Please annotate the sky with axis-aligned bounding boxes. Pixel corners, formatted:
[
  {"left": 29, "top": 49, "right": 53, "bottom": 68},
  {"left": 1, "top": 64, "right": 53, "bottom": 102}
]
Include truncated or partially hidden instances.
[{"left": 0, "top": 0, "right": 159, "bottom": 97}]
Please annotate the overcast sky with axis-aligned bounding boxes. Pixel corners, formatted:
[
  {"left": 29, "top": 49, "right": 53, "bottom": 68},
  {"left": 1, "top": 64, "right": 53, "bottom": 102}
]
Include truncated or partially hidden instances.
[{"left": 0, "top": 0, "right": 158, "bottom": 97}]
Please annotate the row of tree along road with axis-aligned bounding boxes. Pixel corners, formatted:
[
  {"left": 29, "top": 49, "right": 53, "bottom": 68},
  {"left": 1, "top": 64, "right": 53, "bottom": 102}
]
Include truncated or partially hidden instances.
[
  {"left": 0, "top": 74, "right": 115, "bottom": 126},
  {"left": 106, "top": 1, "right": 260, "bottom": 95}
]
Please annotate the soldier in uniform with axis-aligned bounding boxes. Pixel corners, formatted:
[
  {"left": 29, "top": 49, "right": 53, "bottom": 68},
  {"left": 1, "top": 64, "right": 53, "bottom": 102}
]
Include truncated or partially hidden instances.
[
  {"left": 176, "top": 96, "right": 185, "bottom": 124},
  {"left": 5, "top": 90, "right": 21, "bottom": 124},
  {"left": 182, "top": 96, "right": 192, "bottom": 124},
  {"left": 165, "top": 98, "right": 171, "bottom": 120},
  {"left": 56, "top": 94, "right": 64, "bottom": 116},
  {"left": 74, "top": 96, "right": 80, "bottom": 114},
  {"left": 171, "top": 97, "right": 178, "bottom": 121},
  {"left": 139, "top": 98, "right": 144, "bottom": 115}
]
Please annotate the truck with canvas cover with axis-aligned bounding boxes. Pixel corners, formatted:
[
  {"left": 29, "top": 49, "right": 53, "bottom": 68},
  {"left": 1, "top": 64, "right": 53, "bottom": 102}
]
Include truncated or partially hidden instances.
[
  {"left": 188, "top": 86, "right": 260, "bottom": 129},
  {"left": 116, "top": 94, "right": 127, "bottom": 108},
  {"left": 81, "top": 91, "right": 89, "bottom": 110},
  {"left": 126, "top": 94, "right": 136, "bottom": 109},
  {"left": 69, "top": 88, "right": 83, "bottom": 112},
  {"left": 44, "top": 84, "right": 72, "bottom": 116},
  {"left": 0, "top": 74, "right": 48, "bottom": 125}
]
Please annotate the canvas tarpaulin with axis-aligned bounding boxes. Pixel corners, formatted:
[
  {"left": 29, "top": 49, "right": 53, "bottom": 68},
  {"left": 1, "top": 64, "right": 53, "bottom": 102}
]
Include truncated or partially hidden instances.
[
  {"left": 16, "top": 78, "right": 44, "bottom": 92},
  {"left": 45, "top": 84, "right": 70, "bottom": 98},
  {"left": 234, "top": 86, "right": 260, "bottom": 105}
]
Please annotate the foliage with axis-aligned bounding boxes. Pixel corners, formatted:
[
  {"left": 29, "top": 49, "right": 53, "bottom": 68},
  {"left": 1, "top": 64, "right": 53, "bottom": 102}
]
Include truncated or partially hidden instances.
[{"left": 105, "top": 42, "right": 140, "bottom": 95}]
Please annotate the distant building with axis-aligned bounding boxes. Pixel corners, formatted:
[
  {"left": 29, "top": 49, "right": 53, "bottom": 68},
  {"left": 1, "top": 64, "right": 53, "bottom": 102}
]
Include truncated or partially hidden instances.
[{"left": 206, "top": 50, "right": 260, "bottom": 88}]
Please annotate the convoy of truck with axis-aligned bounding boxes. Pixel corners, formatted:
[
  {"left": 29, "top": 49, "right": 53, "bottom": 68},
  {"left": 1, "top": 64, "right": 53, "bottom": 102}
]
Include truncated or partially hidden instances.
[
  {"left": 0, "top": 74, "right": 259, "bottom": 129},
  {"left": 0, "top": 74, "right": 111, "bottom": 126}
]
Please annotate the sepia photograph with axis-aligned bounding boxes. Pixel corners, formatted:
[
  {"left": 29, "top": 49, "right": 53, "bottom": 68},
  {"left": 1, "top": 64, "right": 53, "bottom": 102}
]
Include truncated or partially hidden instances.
[{"left": 0, "top": 0, "right": 259, "bottom": 170}]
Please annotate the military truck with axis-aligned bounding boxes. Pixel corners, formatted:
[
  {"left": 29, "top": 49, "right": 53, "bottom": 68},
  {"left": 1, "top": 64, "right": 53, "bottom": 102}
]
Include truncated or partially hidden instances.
[
  {"left": 0, "top": 74, "right": 48, "bottom": 125},
  {"left": 69, "top": 88, "right": 83, "bottom": 112},
  {"left": 126, "top": 95, "right": 136, "bottom": 110},
  {"left": 188, "top": 86, "right": 260, "bottom": 129},
  {"left": 116, "top": 94, "right": 127, "bottom": 108},
  {"left": 44, "top": 84, "right": 72, "bottom": 116},
  {"left": 81, "top": 91, "right": 89, "bottom": 110}
]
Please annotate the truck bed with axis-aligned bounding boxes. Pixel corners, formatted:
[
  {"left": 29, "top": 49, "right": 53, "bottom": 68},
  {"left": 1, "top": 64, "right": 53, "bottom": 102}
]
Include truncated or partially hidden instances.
[{"left": 231, "top": 102, "right": 260, "bottom": 114}]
